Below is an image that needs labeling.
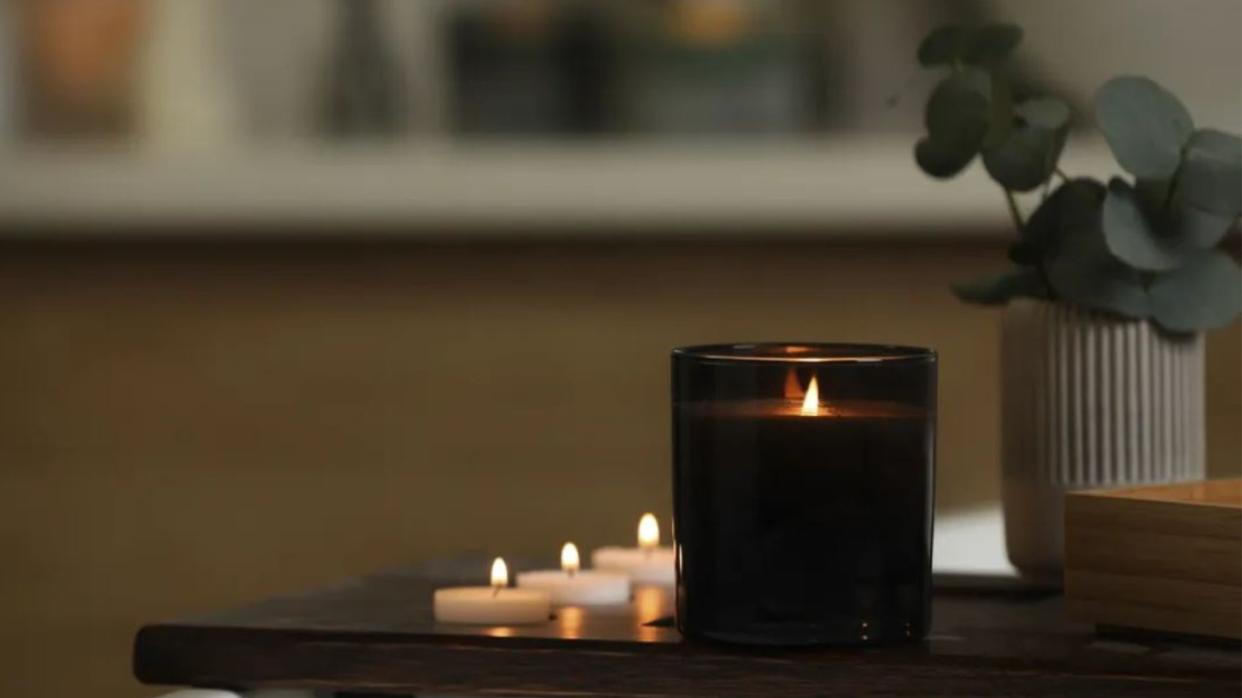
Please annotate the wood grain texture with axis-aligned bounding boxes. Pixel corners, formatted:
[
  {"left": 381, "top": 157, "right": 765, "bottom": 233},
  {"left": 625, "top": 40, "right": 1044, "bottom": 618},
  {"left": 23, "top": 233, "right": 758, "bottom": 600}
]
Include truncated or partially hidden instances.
[
  {"left": 133, "top": 560, "right": 1242, "bottom": 697},
  {"left": 1065, "top": 479, "right": 1242, "bottom": 639}
]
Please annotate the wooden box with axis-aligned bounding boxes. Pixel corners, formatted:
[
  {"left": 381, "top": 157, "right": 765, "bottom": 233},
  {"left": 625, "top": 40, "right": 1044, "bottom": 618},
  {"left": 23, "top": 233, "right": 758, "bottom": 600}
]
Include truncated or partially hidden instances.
[{"left": 1065, "top": 479, "right": 1242, "bottom": 640}]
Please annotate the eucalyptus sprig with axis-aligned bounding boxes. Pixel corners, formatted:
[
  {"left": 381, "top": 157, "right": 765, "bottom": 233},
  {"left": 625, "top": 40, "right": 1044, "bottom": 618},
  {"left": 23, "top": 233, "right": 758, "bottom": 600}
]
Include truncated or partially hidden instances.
[{"left": 915, "top": 23, "right": 1241, "bottom": 332}]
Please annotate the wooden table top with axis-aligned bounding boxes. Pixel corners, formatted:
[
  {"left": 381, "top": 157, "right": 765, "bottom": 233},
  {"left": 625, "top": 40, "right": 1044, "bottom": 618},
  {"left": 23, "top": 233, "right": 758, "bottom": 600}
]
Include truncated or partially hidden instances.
[{"left": 134, "top": 557, "right": 1241, "bottom": 697}]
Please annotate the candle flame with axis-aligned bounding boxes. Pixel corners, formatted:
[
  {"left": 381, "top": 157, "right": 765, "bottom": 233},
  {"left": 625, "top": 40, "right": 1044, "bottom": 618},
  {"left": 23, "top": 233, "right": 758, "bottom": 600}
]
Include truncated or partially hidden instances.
[
  {"left": 561, "top": 542, "right": 580, "bottom": 576},
  {"left": 800, "top": 375, "right": 819, "bottom": 416},
  {"left": 490, "top": 557, "right": 509, "bottom": 591},
  {"left": 638, "top": 513, "right": 660, "bottom": 551}
]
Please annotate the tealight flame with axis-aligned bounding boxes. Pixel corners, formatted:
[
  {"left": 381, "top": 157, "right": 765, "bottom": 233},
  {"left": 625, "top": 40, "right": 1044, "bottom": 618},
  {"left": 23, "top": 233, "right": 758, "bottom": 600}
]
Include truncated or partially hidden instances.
[
  {"left": 561, "top": 542, "right": 580, "bottom": 577},
  {"left": 800, "top": 375, "right": 819, "bottom": 416},
  {"left": 638, "top": 513, "right": 660, "bottom": 552},
  {"left": 490, "top": 557, "right": 508, "bottom": 594}
]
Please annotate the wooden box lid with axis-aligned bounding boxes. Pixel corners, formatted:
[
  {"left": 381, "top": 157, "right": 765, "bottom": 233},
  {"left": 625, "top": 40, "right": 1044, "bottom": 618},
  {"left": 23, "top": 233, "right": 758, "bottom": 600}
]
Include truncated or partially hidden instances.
[{"left": 1066, "top": 479, "right": 1242, "bottom": 640}]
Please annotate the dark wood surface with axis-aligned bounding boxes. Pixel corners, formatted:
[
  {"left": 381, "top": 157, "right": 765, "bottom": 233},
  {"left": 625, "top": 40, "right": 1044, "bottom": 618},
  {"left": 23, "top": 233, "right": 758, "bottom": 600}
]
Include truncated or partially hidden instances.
[{"left": 134, "top": 557, "right": 1241, "bottom": 697}]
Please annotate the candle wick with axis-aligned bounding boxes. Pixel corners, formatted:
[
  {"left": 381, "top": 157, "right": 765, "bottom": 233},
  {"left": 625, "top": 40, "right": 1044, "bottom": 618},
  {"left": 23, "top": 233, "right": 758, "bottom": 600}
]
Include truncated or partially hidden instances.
[
  {"left": 567, "top": 568, "right": 576, "bottom": 579},
  {"left": 492, "top": 585, "right": 501, "bottom": 598}
]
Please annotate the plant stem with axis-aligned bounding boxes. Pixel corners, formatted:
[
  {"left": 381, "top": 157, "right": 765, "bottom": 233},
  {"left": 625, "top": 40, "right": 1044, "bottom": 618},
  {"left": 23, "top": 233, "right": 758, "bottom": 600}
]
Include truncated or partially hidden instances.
[
  {"left": 1001, "top": 186, "right": 1057, "bottom": 298},
  {"left": 1004, "top": 187, "right": 1057, "bottom": 301},
  {"left": 1003, "top": 188, "right": 1023, "bottom": 234},
  {"left": 1161, "top": 158, "right": 1185, "bottom": 214},
  {"left": 1054, "top": 167, "right": 1071, "bottom": 183}
]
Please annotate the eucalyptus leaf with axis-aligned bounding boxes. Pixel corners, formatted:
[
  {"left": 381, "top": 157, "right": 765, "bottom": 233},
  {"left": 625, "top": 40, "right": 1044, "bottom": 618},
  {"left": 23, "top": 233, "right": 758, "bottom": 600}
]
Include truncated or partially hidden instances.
[
  {"left": 1170, "top": 200, "right": 1238, "bottom": 248},
  {"left": 984, "top": 73, "right": 1014, "bottom": 149},
  {"left": 915, "top": 137, "right": 975, "bottom": 178},
  {"left": 1134, "top": 178, "right": 1172, "bottom": 212},
  {"left": 1018, "top": 98, "right": 1070, "bottom": 129},
  {"left": 961, "top": 24, "right": 1023, "bottom": 64},
  {"left": 1102, "top": 177, "right": 1197, "bottom": 270},
  {"left": 917, "top": 24, "right": 1022, "bottom": 67},
  {"left": 1094, "top": 76, "right": 1193, "bottom": 179},
  {"left": 1046, "top": 241, "right": 1151, "bottom": 319},
  {"left": 925, "top": 69, "right": 991, "bottom": 142},
  {"left": 1046, "top": 256, "right": 1151, "bottom": 319},
  {"left": 1178, "top": 128, "right": 1242, "bottom": 219},
  {"left": 982, "top": 99, "right": 1070, "bottom": 191},
  {"left": 914, "top": 26, "right": 1239, "bottom": 324},
  {"left": 1025, "top": 178, "right": 1106, "bottom": 254},
  {"left": 916, "top": 70, "right": 992, "bottom": 178},
  {"left": 918, "top": 25, "right": 966, "bottom": 66},
  {"left": 952, "top": 266, "right": 1048, "bottom": 304},
  {"left": 1044, "top": 190, "right": 1150, "bottom": 319},
  {"left": 1149, "top": 250, "right": 1242, "bottom": 331},
  {"left": 1134, "top": 174, "right": 1235, "bottom": 249}
]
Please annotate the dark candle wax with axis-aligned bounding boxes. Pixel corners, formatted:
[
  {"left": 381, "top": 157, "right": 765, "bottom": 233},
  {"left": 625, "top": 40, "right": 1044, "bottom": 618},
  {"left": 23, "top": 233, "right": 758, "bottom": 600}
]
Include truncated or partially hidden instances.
[{"left": 673, "top": 398, "right": 933, "bottom": 645}]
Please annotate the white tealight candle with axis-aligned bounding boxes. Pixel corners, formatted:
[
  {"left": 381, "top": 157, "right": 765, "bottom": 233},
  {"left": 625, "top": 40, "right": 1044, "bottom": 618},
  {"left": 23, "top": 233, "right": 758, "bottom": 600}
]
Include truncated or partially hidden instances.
[
  {"left": 433, "top": 557, "right": 551, "bottom": 625},
  {"left": 516, "top": 542, "right": 630, "bottom": 606},
  {"left": 591, "top": 513, "right": 677, "bottom": 586}
]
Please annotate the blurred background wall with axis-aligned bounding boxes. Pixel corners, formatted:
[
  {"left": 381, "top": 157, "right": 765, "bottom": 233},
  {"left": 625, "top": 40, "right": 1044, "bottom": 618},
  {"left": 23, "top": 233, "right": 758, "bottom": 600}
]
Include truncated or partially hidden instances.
[{"left": 0, "top": 1, "right": 1239, "bottom": 697}]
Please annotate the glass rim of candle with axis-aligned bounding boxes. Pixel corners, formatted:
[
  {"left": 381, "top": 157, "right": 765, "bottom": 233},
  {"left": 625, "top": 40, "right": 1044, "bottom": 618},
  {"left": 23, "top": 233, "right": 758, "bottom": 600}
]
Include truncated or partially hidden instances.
[{"left": 672, "top": 343, "right": 936, "bottom": 365}]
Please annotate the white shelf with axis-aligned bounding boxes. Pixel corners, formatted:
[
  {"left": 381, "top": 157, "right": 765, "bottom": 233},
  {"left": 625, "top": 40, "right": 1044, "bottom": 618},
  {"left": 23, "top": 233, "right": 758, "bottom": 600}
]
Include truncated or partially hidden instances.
[{"left": 0, "top": 137, "right": 1118, "bottom": 238}]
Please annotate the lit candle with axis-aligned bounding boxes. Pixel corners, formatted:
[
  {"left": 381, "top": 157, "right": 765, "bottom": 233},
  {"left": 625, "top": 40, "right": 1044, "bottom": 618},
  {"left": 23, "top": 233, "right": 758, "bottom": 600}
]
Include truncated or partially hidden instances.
[
  {"left": 591, "top": 513, "right": 677, "bottom": 586},
  {"left": 433, "top": 557, "right": 551, "bottom": 625},
  {"left": 516, "top": 542, "right": 630, "bottom": 605},
  {"left": 672, "top": 343, "right": 936, "bottom": 645}
]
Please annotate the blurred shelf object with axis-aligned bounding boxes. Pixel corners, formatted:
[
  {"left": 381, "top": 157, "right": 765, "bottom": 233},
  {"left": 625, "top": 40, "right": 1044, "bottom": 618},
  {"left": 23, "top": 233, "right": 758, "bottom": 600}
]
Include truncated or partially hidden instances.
[
  {"left": 138, "top": 0, "right": 239, "bottom": 150},
  {"left": 18, "top": 0, "right": 148, "bottom": 138},
  {"left": 0, "top": 137, "right": 1116, "bottom": 238},
  {"left": 448, "top": 1, "right": 614, "bottom": 135},
  {"left": 320, "top": 0, "right": 406, "bottom": 139},
  {"left": 219, "top": 0, "right": 331, "bottom": 140},
  {"left": 0, "top": 3, "right": 16, "bottom": 142},
  {"left": 619, "top": 0, "right": 821, "bottom": 134}
]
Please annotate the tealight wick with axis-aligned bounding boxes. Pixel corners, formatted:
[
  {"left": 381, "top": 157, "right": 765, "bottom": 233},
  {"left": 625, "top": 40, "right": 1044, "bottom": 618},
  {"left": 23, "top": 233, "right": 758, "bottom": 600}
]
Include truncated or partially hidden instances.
[
  {"left": 561, "top": 542, "right": 580, "bottom": 579},
  {"left": 490, "top": 557, "right": 508, "bottom": 597},
  {"left": 638, "top": 513, "right": 660, "bottom": 559}
]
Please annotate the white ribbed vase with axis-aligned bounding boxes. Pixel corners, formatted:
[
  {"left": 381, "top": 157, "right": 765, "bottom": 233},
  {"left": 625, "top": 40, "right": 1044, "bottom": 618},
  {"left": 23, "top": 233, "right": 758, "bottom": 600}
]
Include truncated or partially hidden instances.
[{"left": 1000, "top": 299, "right": 1205, "bottom": 580}]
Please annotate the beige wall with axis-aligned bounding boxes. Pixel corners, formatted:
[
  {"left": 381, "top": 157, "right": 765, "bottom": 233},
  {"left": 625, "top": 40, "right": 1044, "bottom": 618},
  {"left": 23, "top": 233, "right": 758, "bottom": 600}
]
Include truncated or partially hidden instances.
[{"left": 2, "top": 240, "right": 1238, "bottom": 697}]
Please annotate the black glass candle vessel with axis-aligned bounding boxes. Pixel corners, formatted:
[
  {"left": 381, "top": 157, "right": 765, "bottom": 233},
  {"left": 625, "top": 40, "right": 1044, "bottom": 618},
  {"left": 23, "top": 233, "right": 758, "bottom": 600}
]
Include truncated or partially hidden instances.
[{"left": 672, "top": 343, "right": 936, "bottom": 646}]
